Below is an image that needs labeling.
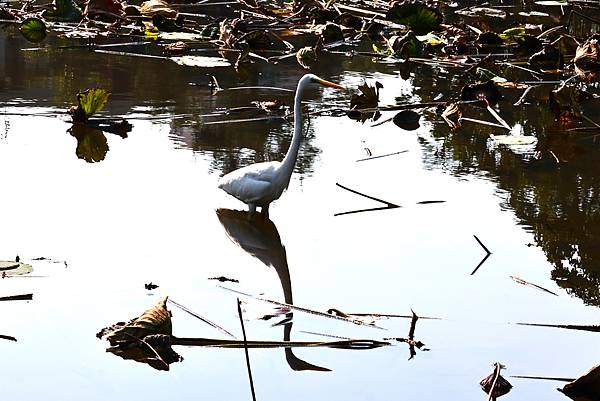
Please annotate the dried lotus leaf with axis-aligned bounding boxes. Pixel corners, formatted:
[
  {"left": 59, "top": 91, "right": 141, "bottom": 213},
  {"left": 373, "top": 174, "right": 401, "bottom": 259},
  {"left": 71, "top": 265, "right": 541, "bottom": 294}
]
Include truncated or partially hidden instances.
[{"left": 101, "top": 297, "right": 172, "bottom": 345}]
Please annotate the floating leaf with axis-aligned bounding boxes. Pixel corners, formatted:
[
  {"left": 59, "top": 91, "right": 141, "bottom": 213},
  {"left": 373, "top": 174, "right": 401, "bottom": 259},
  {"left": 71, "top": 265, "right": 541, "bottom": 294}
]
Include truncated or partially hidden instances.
[
  {"left": 0, "top": 261, "right": 33, "bottom": 277},
  {"left": 393, "top": 110, "right": 420, "bottom": 130},
  {"left": 500, "top": 27, "right": 526, "bottom": 41},
  {"left": 477, "top": 31, "right": 503, "bottom": 45},
  {"left": 19, "top": 18, "right": 47, "bottom": 43},
  {"left": 98, "top": 297, "right": 173, "bottom": 346},
  {"left": 139, "top": 0, "right": 176, "bottom": 17},
  {"left": 476, "top": 67, "right": 508, "bottom": 83},
  {"left": 171, "top": 55, "right": 231, "bottom": 67},
  {"left": 386, "top": 1, "right": 443, "bottom": 35},
  {"left": 390, "top": 31, "right": 424, "bottom": 58},
  {"left": 350, "top": 81, "right": 383, "bottom": 111},
  {"left": 318, "top": 22, "right": 344, "bottom": 43},
  {"left": 415, "top": 32, "right": 445, "bottom": 46}
]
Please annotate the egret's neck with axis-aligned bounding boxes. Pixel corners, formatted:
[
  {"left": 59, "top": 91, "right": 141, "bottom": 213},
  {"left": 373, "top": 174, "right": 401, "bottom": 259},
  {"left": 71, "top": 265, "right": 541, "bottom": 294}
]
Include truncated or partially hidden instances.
[{"left": 280, "top": 81, "right": 305, "bottom": 178}]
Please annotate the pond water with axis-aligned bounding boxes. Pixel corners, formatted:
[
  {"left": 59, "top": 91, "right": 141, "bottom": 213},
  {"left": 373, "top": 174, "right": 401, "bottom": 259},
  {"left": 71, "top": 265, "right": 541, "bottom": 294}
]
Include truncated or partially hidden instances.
[{"left": 2, "top": 9, "right": 600, "bottom": 401}]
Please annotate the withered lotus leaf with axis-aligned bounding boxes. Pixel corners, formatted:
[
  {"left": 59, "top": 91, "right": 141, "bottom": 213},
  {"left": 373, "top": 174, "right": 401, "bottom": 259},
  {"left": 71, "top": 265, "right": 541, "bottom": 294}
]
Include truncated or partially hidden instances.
[
  {"left": 574, "top": 35, "right": 600, "bottom": 81},
  {"left": 98, "top": 297, "right": 173, "bottom": 346}
]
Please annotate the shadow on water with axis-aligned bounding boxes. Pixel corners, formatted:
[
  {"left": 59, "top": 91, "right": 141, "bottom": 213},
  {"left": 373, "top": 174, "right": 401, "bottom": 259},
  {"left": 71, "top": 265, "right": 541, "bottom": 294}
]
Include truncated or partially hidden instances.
[{"left": 216, "top": 208, "right": 330, "bottom": 371}]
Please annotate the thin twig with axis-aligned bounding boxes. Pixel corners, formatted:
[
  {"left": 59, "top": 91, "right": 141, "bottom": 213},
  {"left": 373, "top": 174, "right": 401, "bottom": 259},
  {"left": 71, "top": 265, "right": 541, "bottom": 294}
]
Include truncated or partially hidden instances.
[
  {"left": 336, "top": 183, "right": 399, "bottom": 207},
  {"left": 0, "top": 334, "right": 17, "bottom": 342},
  {"left": 237, "top": 299, "right": 257, "bottom": 401},
  {"left": 474, "top": 235, "right": 492, "bottom": 255},
  {"left": 0, "top": 294, "right": 33, "bottom": 301},
  {"left": 356, "top": 150, "right": 408, "bottom": 162}
]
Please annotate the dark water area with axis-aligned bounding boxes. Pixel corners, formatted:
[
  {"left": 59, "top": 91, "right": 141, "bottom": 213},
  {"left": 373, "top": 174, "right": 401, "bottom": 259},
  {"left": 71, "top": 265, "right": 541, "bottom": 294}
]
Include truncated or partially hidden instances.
[{"left": 2, "top": 1, "right": 600, "bottom": 400}]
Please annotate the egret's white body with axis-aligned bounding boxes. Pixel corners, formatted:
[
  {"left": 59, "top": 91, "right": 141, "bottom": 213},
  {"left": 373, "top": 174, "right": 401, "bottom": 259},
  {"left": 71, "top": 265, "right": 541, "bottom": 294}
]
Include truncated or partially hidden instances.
[{"left": 218, "top": 74, "right": 344, "bottom": 215}]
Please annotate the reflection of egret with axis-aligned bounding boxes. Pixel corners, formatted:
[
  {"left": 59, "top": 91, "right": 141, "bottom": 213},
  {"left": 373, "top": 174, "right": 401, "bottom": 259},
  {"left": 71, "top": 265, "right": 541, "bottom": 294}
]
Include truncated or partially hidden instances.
[
  {"left": 217, "top": 74, "right": 344, "bottom": 215},
  {"left": 216, "top": 208, "right": 329, "bottom": 371}
]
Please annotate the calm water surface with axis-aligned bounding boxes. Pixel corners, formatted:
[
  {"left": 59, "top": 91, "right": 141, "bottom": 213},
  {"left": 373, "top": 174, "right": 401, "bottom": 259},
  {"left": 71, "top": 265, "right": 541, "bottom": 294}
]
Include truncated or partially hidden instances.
[{"left": 1, "top": 17, "right": 600, "bottom": 401}]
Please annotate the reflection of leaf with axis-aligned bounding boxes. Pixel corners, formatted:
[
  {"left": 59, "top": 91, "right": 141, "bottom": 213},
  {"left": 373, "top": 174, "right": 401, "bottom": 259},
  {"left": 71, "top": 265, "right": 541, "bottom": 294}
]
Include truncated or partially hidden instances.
[
  {"left": 78, "top": 88, "right": 111, "bottom": 118},
  {"left": 107, "top": 334, "right": 182, "bottom": 371},
  {"left": 529, "top": 44, "right": 562, "bottom": 70},
  {"left": 19, "top": 18, "right": 47, "bottom": 43},
  {"left": 561, "top": 364, "right": 600, "bottom": 400},
  {"left": 69, "top": 124, "right": 109, "bottom": 163},
  {"left": 441, "top": 102, "right": 462, "bottom": 130},
  {"left": 549, "top": 84, "right": 583, "bottom": 122},
  {"left": 386, "top": 1, "right": 443, "bottom": 35},
  {"left": 393, "top": 110, "right": 420, "bottom": 130},
  {"left": 460, "top": 80, "right": 502, "bottom": 106}
]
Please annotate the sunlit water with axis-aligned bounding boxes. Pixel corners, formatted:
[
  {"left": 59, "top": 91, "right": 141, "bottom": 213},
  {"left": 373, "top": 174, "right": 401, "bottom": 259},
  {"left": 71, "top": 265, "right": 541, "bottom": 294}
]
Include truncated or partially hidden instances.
[{"left": 1, "top": 19, "right": 600, "bottom": 401}]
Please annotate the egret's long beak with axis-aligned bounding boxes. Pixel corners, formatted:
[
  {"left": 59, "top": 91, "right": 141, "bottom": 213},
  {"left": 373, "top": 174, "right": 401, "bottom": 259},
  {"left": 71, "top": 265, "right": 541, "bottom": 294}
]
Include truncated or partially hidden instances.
[{"left": 316, "top": 78, "right": 346, "bottom": 90}]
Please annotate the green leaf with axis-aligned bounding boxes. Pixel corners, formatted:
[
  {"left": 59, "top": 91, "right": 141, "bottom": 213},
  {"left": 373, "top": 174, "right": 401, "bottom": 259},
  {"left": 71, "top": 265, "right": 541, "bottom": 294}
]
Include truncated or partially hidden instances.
[
  {"left": 19, "top": 18, "right": 47, "bottom": 43},
  {"left": 372, "top": 41, "right": 392, "bottom": 55},
  {"left": 500, "top": 27, "right": 526, "bottom": 41},
  {"left": 476, "top": 67, "right": 508, "bottom": 83},
  {"left": 77, "top": 88, "right": 111, "bottom": 118},
  {"left": 43, "top": 0, "right": 83, "bottom": 22},
  {"left": 386, "top": 1, "right": 443, "bottom": 35},
  {"left": 415, "top": 32, "right": 446, "bottom": 46}
]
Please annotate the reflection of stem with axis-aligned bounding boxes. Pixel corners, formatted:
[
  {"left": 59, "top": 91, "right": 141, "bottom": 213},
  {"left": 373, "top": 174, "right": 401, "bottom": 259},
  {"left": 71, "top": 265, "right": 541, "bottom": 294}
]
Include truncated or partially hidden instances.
[
  {"left": 237, "top": 299, "right": 257, "bottom": 401},
  {"left": 171, "top": 336, "right": 389, "bottom": 349},
  {"left": 168, "top": 298, "right": 236, "bottom": 339},
  {"left": 487, "top": 362, "right": 501, "bottom": 401},
  {"left": 336, "top": 183, "right": 399, "bottom": 207}
]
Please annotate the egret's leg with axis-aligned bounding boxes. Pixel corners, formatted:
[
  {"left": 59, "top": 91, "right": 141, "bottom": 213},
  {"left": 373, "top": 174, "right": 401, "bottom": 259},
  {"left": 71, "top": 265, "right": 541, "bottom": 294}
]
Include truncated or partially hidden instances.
[
  {"left": 248, "top": 204, "right": 256, "bottom": 214},
  {"left": 261, "top": 204, "right": 269, "bottom": 217}
]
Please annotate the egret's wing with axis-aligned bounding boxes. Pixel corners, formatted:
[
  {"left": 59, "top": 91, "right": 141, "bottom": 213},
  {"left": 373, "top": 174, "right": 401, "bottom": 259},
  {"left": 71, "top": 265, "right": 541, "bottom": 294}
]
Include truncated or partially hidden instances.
[{"left": 218, "top": 162, "right": 279, "bottom": 203}]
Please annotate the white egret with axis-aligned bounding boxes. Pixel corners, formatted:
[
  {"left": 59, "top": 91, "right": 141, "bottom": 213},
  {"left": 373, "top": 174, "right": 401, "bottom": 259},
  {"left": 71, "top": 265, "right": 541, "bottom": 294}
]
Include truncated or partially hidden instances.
[{"left": 217, "top": 74, "right": 345, "bottom": 215}]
